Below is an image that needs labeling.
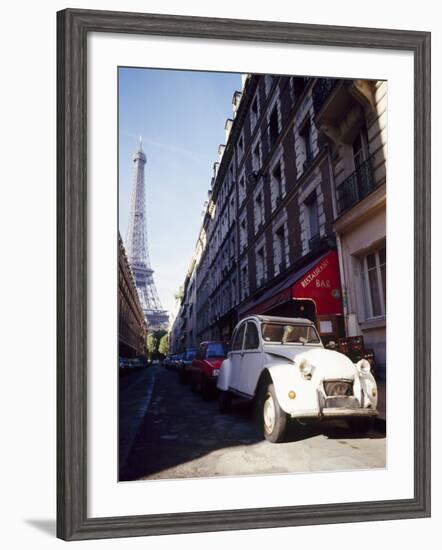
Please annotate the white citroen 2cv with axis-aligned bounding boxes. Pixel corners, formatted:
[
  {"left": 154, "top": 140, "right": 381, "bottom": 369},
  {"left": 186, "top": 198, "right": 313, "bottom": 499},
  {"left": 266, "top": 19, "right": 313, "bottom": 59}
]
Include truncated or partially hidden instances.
[{"left": 217, "top": 315, "right": 378, "bottom": 443}]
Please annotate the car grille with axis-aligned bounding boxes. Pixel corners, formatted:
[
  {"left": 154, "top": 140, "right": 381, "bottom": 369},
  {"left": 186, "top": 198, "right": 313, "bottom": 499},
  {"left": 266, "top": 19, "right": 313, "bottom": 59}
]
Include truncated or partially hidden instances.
[{"left": 323, "top": 380, "right": 353, "bottom": 397}]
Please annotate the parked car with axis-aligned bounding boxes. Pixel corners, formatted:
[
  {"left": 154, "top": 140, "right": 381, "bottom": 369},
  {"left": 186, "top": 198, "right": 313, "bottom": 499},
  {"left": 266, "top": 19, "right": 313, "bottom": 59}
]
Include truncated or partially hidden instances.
[
  {"left": 217, "top": 315, "right": 378, "bottom": 443},
  {"left": 190, "top": 341, "right": 227, "bottom": 398},
  {"left": 178, "top": 347, "right": 197, "bottom": 383},
  {"left": 119, "top": 356, "right": 147, "bottom": 373},
  {"left": 171, "top": 353, "right": 183, "bottom": 370}
]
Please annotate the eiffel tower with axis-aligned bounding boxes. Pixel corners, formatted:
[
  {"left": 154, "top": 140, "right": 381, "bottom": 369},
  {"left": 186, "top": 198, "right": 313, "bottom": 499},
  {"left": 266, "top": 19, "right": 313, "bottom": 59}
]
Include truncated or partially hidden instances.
[{"left": 126, "top": 138, "right": 169, "bottom": 331}]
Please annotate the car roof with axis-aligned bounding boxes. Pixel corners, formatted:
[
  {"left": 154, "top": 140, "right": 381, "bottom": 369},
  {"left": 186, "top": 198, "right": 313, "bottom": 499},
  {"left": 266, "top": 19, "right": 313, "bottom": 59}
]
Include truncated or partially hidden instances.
[
  {"left": 242, "top": 315, "right": 315, "bottom": 326},
  {"left": 200, "top": 340, "right": 225, "bottom": 345}
]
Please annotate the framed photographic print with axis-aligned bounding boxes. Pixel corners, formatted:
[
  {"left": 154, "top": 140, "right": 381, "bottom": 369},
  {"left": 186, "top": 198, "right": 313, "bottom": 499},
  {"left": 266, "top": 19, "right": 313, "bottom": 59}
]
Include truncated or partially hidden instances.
[{"left": 57, "top": 8, "right": 431, "bottom": 541}]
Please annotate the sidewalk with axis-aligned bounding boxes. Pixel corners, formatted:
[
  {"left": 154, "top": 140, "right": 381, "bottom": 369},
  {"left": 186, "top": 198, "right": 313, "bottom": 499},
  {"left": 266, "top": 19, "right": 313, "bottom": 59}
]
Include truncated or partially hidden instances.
[{"left": 119, "top": 367, "right": 156, "bottom": 474}]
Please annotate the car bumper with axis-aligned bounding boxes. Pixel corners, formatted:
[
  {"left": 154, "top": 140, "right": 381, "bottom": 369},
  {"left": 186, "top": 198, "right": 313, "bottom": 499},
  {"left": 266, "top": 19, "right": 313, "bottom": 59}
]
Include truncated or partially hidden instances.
[{"left": 290, "top": 408, "right": 378, "bottom": 419}]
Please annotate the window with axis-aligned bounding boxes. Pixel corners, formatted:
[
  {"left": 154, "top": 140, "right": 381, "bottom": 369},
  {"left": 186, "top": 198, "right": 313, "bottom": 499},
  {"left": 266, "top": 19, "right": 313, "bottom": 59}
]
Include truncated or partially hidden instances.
[
  {"left": 254, "top": 192, "right": 264, "bottom": 232},
  {"left": 271, "top": 162, "right": 283, "bottom": 209},
  {"left": 305, "top": 191, "right": 319, "bottom": 245},
  {"left": 275, "top": 225, "right": 286, "bottom": 273},
  {"left": 352, "top": 128, "right": 371, "bottom": 193},
  {"left": 256, "top": 246, "right": 265, "bottom": 286},
  {"left": 244, "top": 322, "right": 260, "bottom": 350},
  {"left": 250, "top": 95, "right": 259, "bottom": 132},
  {"left": 206, "top": 342, "right": 226, "bottom": 358},
  {"left": 252, "top": 141, "right": 261, "bottom": 172},
  {"left": 269, "top": 106, "right": 279, "bottom": 148},
  {"left": 300, "top": 118, "right": 313, "bottom": 167},
  {"left": 240, "top": 217, "right": 247, "bottom": 251},
  {"left": 261, "top": 323, "right": 321, "bottom": 344},
  {"left": 238, "top": 133, "right": 244, "bottom": 157},
  {"left": 232, "top": 323, "right": 246, "bottom": 351},
  {"left": 319, "top": 320, "right": 333, "bottom": 334},
  {"left": 241, "top": 263, "right": 249, "bottom": 300},
  {"left": 362, "top": 245, "right": 386, "bottom": 318},
  {"left": 238, "top": 175, "right": 246, "bottom": 204},
  {"left": 230, "top": 234, "right": 236, "bottom": 260},
  {"left": 352, "top": 128, "right": 369, "bottom": 170},
  {"left": 264, "top": 74, "right": 275, "bottom": 96}
]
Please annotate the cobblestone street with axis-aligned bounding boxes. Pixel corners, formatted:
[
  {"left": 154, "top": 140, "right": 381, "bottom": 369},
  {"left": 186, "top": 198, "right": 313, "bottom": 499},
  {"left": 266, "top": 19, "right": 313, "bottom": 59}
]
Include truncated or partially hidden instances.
[{"left": 119, "top": 366, "right": 386, "bottom": 481}]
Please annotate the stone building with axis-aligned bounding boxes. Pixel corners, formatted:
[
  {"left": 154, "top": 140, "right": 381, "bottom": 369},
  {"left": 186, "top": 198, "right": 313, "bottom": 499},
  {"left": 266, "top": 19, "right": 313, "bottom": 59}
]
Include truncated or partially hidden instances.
[
  {"left": 171, "top": 74, "right": 386, "bottom": 374},
  {"left": 118, "top": 233, "right": 148, "bottom": 358},
  {"left": 314, "top": 79, "right": 387, "bottom": 373}
]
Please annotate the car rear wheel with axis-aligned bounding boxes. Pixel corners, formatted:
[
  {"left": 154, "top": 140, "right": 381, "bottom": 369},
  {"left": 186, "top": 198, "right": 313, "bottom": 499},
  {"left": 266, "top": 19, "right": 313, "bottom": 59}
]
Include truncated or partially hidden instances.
[
  {"left": 262, "top": 384, "right": 287, "bottom": 443},
  {"left": 218, "top": 390, "right": 232, "bottom": 414}
]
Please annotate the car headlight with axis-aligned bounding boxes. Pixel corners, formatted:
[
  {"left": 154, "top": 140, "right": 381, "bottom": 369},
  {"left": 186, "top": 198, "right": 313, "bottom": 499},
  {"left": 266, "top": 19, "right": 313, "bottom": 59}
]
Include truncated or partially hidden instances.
[
  {"left": 356, "top": 359, "right": 371, "bottom": 374},
  {"left": 212, "top": 369, "right": 220, "bottom": 377},
  {"left": 298, "top": 358, "right": 312, "bottom": 378}
]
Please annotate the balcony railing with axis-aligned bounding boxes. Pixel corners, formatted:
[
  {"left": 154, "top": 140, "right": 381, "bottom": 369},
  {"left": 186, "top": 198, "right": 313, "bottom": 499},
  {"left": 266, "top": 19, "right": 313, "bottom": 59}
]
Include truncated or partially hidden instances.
[
  {"left": 312, "top": 78, "right": 338, "bottom": 113},
  {"left": 336, "top": 155, "right": 378, "bottom": 216}
]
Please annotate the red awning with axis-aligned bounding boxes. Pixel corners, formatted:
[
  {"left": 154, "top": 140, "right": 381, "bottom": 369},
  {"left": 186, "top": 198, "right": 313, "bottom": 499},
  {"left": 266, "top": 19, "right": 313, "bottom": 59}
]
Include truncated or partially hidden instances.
[
  {"left": 291, "top": 250, "right": 342, "bottom": 315},
  {"left": 241, "top": 250, "right": 342, "bottom": 317}
]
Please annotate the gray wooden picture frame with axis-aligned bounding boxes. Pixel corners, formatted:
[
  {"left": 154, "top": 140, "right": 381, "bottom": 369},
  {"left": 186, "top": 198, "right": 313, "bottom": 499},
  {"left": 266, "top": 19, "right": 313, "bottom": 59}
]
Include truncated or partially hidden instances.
[{"left": 57, "top": 8, "right": 431, "bottom": 541}]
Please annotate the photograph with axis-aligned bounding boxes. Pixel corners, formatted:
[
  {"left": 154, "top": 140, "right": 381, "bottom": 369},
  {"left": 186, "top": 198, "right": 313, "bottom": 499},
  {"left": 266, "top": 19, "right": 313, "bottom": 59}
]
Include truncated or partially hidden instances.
[{"left": 117, "top": 67, "right": 387, "bottom": 482}]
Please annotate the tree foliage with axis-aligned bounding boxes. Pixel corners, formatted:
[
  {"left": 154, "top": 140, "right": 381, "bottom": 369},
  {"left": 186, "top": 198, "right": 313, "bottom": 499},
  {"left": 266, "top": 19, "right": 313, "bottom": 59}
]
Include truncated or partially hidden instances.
[
  {"left": 146, "top": 330, "right": 169, "bottom": 359},
  {"left": 158, "top": 333, "right": 169, "bottom": 356}
]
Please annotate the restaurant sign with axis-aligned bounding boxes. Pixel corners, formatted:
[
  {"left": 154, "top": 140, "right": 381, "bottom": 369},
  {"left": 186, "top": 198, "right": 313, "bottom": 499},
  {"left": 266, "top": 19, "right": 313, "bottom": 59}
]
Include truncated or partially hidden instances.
[{"left": 292, "top": 250, "right": 343, "bottom": 315}]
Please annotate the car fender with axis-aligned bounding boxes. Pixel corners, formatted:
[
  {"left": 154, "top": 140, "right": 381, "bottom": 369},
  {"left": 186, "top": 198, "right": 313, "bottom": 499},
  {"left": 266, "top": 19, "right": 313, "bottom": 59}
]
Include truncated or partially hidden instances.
[
  {"left": 266, "top": 363, "right": 319, "bottom": 415},
  {"left": 217, "top": 358, "right": 231, "bottom": 391},
  {"left": 356, "top": 365, "right": 378, "bottom": 409}
]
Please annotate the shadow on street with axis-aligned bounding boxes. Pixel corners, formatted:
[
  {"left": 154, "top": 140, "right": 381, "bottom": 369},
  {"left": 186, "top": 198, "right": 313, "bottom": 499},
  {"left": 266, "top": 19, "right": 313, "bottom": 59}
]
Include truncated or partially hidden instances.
[{"left": 119, "top": 366, "right": 385, "bottom": 481}]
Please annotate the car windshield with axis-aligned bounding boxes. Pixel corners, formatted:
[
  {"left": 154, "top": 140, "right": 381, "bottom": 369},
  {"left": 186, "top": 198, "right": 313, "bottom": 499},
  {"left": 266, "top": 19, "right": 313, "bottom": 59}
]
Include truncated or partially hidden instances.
[
  {"left": 185, "top": 350, "right": 196, "bottom": 360},
  {"left": 261, "top": 323, "right": 321, "bottom": 345},
  {"left": 206, "top": 343, "right": 226, "bottom": 358}
]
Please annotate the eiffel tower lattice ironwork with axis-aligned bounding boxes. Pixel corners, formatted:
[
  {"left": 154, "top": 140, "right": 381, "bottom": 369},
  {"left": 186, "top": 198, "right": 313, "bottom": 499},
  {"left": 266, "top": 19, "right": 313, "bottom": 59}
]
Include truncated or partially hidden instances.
[{"left": 126, "top": 138, "right": 169, "bottom": 331}]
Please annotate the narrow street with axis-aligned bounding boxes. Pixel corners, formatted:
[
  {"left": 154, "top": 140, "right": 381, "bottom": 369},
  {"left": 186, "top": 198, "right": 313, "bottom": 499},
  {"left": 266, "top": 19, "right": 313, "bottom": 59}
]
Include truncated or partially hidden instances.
[{"left": 119, "top": 366, "right": 386, "bottom": 481}]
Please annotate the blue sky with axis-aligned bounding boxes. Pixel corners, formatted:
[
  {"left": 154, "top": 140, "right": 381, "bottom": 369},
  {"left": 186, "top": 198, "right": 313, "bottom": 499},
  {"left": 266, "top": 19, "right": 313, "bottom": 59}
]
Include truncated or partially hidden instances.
[{"left": 119, "top": 67, "right": 241, "bottom": 315}]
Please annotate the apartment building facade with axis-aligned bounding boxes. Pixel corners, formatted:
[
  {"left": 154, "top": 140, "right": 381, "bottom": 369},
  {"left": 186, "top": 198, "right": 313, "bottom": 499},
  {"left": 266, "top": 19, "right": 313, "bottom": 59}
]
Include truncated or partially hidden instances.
[{"left": 171, "top": 74, "right": 386, "bottom": 374}]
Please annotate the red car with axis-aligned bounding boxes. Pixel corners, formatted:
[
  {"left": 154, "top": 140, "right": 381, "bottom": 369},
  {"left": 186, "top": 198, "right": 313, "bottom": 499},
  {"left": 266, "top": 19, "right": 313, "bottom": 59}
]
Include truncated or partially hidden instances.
[{"left": 190, "top": 341, "right": 227, "bottom": 398}]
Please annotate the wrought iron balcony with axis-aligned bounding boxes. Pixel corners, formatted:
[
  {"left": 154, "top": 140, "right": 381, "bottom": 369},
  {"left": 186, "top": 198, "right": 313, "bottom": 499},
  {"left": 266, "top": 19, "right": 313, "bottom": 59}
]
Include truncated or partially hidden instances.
[
  {"left": 312, "top": 78, "right": 338, "bottom": 113},
  {"left": 336, "top": 155, "right": 378, "bottom": 216}
]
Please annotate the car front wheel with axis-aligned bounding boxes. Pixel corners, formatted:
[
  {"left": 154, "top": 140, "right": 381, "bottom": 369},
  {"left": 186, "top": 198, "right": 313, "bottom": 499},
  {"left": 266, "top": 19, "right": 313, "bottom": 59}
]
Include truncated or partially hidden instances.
[{"left": 262, "top": 384, "right": 287, "bottom": 443}]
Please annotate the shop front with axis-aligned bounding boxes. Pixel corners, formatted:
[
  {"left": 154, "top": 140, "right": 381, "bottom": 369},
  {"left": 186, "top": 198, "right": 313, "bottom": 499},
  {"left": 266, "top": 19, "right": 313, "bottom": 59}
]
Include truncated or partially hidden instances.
[{"left": 240, "top": 250, "right": 344, "bottom": 345}]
